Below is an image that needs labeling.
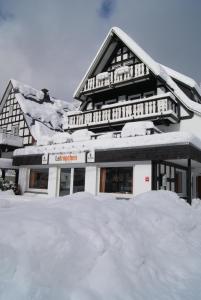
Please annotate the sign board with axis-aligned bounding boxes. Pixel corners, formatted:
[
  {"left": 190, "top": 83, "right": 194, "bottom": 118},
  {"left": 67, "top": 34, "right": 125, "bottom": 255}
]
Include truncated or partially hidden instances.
[
  {"left": 42, "top": 154, "right": 48, "bottom": 165},
  {"left": 49, "top": 152, "right": 86, "bottom": 165},
  {"left": 145, "top": 176, "right": 150, "bottom": 182},
  {"left": 86, "top": 150, "right": 95, "bottom": 163}
]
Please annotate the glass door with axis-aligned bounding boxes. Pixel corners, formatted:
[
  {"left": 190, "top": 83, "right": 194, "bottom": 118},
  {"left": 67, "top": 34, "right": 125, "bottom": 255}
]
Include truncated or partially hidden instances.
[{"left": 59, "top": 168, "right": 71, "bottom": 196}]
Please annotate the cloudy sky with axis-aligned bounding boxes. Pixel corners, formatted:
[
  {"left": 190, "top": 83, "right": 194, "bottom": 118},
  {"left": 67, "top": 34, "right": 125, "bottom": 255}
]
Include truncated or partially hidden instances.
[{"left": 0, "top": 0, "right": 200, "bottom": 103}]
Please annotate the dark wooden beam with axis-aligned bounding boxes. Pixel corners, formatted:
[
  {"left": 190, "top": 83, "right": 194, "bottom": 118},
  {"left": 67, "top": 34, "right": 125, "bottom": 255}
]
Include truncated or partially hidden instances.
[{"left": 186, "top": 158, "right": 192, "bottom": 205}]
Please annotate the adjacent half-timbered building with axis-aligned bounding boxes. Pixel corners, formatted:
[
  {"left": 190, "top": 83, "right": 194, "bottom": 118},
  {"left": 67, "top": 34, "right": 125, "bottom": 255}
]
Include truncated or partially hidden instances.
[
  {"left": 0, "top": 79, "right": 68, "bottom": 184},
  {"left": 13, "top": 27, "right": 201, "bottom": 203}
]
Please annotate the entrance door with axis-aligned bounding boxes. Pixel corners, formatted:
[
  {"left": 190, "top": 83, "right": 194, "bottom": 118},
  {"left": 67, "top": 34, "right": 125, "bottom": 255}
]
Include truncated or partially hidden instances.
[
  {"left": 59, "top": 168, "right": 71, "bottom": 196},
  {"left": 196, "top": 176, "right": 201, "bottom": 199}
]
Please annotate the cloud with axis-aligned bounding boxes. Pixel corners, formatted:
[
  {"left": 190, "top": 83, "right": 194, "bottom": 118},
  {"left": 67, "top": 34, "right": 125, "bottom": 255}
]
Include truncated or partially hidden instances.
[
  {"left": 0, "top": 0, "right": 199, "bottom": 105},
  {"left": 98, "top": 0, "right": 117, "bottom": 19}
]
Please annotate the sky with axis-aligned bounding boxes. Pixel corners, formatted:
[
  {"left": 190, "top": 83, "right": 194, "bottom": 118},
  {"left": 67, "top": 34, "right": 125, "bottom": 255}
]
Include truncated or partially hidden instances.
[{"left": 0, "top": 0, "right": 200, "bottom": 103}]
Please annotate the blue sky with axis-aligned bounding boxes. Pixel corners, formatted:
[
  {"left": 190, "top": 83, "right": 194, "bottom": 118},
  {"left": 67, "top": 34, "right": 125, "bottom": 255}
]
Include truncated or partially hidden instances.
[{"left": 0, "top": 0, "right": 200, "bottom": 102}]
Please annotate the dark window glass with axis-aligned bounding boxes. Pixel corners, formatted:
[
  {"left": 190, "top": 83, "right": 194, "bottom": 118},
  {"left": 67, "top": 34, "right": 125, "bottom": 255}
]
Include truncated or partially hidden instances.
[
  {"left": 59, "top": 168, "right": 71, "bottom": 196},
  {"left": 100, "top": 167, "right": 133, "bottom": 194},
  {"left": 29, "top": 169, "right": 48, "bottom": 189},
  {"left": 73, "top": 168, "right": 85, "bottom": 193},
  {"left": 175, "top": 170, "right": 184, "bottom": 194}
]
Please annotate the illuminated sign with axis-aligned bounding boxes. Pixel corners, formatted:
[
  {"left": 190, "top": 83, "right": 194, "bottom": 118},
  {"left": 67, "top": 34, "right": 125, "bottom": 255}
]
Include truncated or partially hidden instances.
[{"left": 49, "top": 153, "right": 86, "bottom": 164}]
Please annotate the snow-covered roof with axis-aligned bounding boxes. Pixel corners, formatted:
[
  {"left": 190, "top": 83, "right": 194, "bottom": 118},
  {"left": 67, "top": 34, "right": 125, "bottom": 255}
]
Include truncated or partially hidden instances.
[
  {"left": 74, "top": 27, "right": 201, "bottom": 115},
  {"left": 14, "top": 131, "right": 201, "bottom": 157},
  {"left": 161, "top": 65, "right": 201, "bottom": 97},
  {"left": 10, "top": 79, "right": 72, "bottom": 141},
  {"left": 0, "top": 158, "right": 13, "bottom": 169}
]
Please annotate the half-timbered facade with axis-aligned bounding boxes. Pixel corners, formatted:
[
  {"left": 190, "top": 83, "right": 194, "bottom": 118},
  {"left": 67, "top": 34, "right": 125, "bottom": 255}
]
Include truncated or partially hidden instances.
[
  {"left": 0, "top": 79, "right": 68, "bottom": 184},
  {"left": 13, "top": 27, "right": 201, "bottom": 203}
]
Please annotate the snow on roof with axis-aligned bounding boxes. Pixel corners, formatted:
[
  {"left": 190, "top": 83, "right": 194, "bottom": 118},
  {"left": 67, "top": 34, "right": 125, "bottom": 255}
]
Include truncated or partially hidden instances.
[
  {"left": 14, "top": 131, "right": 201, "bottom": 157},
  {"left": 11, "top": 79, "right": 72, "bottom": 141},
  {"left": 161, "top": 65, "right": 201, "bottom": 97},
  {"left": 0, "top": 158, "right": 13, "bottom": 169},
  {"left": 74, "top": 27, "right": 201, "bottom": 116}
]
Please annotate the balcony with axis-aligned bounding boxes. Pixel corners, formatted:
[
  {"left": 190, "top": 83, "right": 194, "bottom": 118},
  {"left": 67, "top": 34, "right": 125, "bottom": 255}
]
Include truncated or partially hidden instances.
[
  {"left": 82, "top": 63, "right": 149, "bottom": 93},
  {"left": 64, "top": 93, "right": 179, "bottom": 130},
  {"left": 0, "top": 130, "right": 23, "bottom": 147}
]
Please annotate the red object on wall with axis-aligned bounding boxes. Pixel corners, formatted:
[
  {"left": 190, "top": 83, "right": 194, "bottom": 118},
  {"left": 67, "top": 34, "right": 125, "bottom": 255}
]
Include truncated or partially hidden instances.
[{"left": 145, "top": 176, "right": 149, "bottom": 182}]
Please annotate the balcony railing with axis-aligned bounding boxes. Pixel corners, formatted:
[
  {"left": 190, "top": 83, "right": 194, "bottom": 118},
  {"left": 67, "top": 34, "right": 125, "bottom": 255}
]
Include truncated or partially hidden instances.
[
  {"left": 0, "top": 130, "right": 23, "bottom": 147},
  {"left": 64, "top": 93, "right": 179, "bottom": 130},
  {"left": 83, "top": 63, "right": 149, "bottom": 93}
]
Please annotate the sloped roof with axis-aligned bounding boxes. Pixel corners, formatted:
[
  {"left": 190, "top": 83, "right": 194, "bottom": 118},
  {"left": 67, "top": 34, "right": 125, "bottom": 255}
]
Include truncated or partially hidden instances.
[
  {"left": 1, "top": 79, "right": 72, "bottom": 142},
  {"left": 74, "top": 27, "right": 201, "bottom": 115},
  {"left": 161, "top": 65, "right": 201, "bottom": 96}
]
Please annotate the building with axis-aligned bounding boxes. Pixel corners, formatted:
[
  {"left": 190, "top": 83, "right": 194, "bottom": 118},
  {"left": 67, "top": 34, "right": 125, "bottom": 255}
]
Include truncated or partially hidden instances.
[
  {"left": 13, "top": 27, "right": 201, "bottom": 203},
  {"left": 0, "top": 79, "right": 69, "bottom": 184}
]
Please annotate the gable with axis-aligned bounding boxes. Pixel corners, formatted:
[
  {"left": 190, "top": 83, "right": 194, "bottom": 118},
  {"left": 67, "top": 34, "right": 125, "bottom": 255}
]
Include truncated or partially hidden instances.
[
  {"left": 98, "top": 42, "right": 136, "bottom": 73},
  {"left": 74, "top": 27, "right": 201, "bottom": 118},
  {"left": 0, "top": 82, "right": 33, "bottom": 146}
]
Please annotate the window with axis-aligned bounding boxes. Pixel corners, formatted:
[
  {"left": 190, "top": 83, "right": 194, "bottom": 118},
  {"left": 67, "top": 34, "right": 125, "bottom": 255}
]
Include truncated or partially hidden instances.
[
  {"left": 175, "top": 170, "right": 186, "bottom": 195},
  {"left": 128, "top": 94, "right": 141, "bottom": 101},
  {"left": 105, "top": 99, "right": 116, "bottom": 105},
  {"left": 94, "top": 102, "right": 103, "bottom": 110},
  {"left": 59, "top": 168, "right": 71, "bottom": 196},
  {"left": 11, "top": 126, "right": 19, "bottom": 135},
  {"left": 73, "top": 168, "right": 85, "bottom": 193},
  {"left": 29, "top": 169, "right": 49, "bottom": 189},
  {"left": 144, "top": 91, "right": 155, "bottom": 98},
  {"left": 100, "top": 167, "right": 133, "bottom": 194}
]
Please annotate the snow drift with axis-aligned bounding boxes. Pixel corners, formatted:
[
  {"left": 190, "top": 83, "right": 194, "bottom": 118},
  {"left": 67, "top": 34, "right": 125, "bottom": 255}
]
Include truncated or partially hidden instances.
[{"left": 0, "top": 191, "right": 201, "bottom": 299}]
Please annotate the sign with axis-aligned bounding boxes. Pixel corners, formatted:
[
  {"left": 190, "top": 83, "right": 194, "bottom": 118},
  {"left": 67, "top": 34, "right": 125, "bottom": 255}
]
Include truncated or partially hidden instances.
[
  {"left": 42, "top": 154, "right": 48, "bottom": 165},
  {"left": 145, "top": 176, "right": 149, "bottom": 182},
  {"left": 86, "top": 150, "right": 95, "bottom": 163},
  {"left": 49, "top": 152, "right": 86, "bottom": 165}
]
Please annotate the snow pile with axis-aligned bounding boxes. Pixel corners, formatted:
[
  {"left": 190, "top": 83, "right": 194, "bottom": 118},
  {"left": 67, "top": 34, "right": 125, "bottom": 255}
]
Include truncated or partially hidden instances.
[
  {"left": 72, "top": 129, "right": 93, "bottom": 142},
  {"left": 0, "top": 191, "right": 201, "bottom": 299},
  {"left": 121, "top": 121, "right": 156, "bottom": 138}
]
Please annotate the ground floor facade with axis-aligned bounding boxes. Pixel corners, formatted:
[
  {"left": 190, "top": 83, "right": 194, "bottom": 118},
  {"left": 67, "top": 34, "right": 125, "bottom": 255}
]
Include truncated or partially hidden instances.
[{"left": 13, "top": 141, "right": 201, "bottom": 204}]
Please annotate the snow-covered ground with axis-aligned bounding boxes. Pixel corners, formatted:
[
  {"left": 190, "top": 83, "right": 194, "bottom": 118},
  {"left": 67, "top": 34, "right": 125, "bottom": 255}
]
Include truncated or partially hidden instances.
[{"left": 0, "top": 191, "right": 201, "bottom": 300}]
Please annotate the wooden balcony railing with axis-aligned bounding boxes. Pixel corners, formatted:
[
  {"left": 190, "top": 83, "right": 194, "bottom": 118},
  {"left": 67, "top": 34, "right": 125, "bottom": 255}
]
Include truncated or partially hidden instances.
[
  {"left": 64, "top": 94, "right": 179, "bottom": 130},
  {"left": 83, "top": 63, "right": 149, "bottom": 93}
]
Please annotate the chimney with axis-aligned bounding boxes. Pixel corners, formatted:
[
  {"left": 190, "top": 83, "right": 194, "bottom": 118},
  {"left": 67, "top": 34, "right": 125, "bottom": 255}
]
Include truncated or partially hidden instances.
[{"left": 41, "top": 88, "right": 51, "bottom": 102}]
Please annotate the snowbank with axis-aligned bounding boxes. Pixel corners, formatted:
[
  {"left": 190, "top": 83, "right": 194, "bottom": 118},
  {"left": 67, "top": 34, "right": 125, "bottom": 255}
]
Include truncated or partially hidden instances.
[{"left": 0, "top": 191, "right": 201, "bottom": 299}]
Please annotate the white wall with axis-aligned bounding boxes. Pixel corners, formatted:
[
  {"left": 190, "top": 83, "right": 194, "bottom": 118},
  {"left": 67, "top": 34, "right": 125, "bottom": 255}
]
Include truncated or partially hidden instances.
[
  {"left": 158, "top": 113, "right": 201, "bottom": 137},
  {"left": 133, "top": 162, "right": 152, "bottom": 196},
  {"left": 48, "top": 167, "right": 59, "bottom": 197},
  {"left": 85, "top": 166, "right": 97, "bottom": 195},
  {"left": 18, "top": 168, "right": 28, "bottom": 193}
]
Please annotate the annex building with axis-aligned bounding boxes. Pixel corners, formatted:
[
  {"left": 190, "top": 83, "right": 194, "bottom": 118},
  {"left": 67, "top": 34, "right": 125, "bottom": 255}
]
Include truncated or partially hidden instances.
[{"left": 1, "top": 27, "right": 201, "bottom": 204}]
